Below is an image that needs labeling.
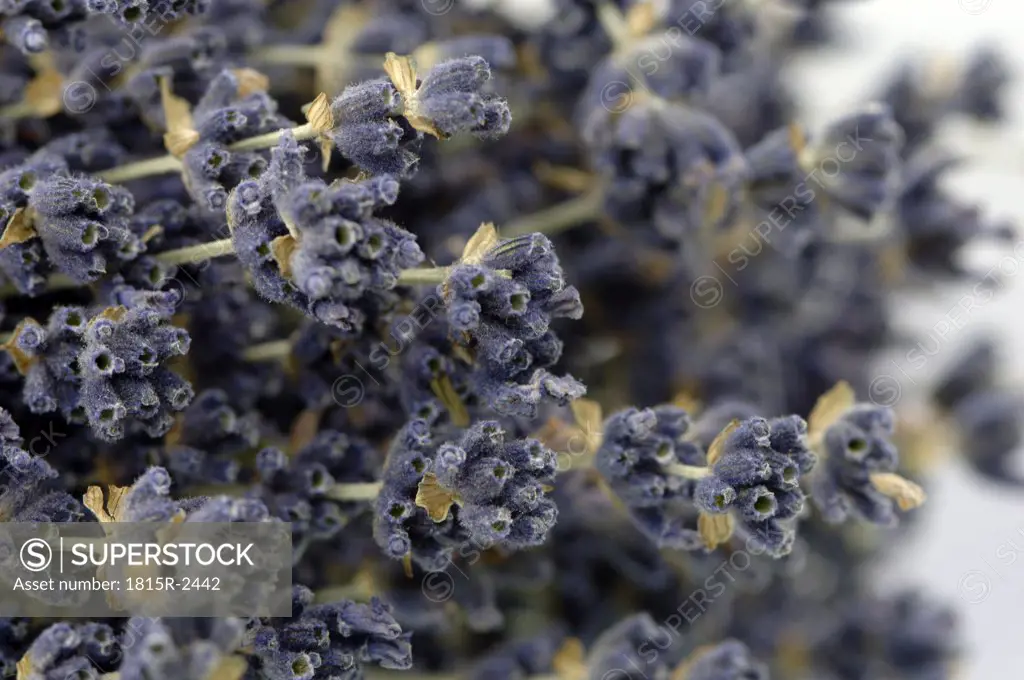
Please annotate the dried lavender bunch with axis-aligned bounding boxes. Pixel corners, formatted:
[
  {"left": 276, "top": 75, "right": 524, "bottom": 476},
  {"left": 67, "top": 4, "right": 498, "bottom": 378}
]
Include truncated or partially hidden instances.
[{"left": 0, "top": 1, "right": 1017, "bottom": 678}]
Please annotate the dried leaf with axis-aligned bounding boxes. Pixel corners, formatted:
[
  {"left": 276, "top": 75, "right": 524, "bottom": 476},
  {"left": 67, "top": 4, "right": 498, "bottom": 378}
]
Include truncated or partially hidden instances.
[
  {"left": 880, "top": 242, "right": 908, "bottom": 285},
  {"left": 24, "top": 67, "right": 64, "bottom": 118},
  {"left": 140, "top": 225, "right": 163, "bottom": 244},
  {"left": 84, "top": 484, "right": 130, "bottom": 523},
  {"left": 703, "top": 180, "right": 730, "bottom": 229},
  {"left": 705, "top": 419, "right": 739, "bottom": 467},
  {"left": 231, "top": 68, "right": 269, "bottom": 97},
  {"left": 672, "top": 645, "right": 716, "bottom": 680},
  {"left": 322, "top": 3, "right": 370, "bottom": 51},
  {"left": 415, "top": 473, "right": 459, "bottom": 522},
  {"left": 205, "top": 654, "right": 248, "bottom": 680},
  {"left": 531, "top": 417, "right": 573, "bottom": 452},
  {"left": 402, "top": 553, "right": 413, "bottom": 578},
  {"left": 271, "top": 234, "right": 298, "bottom": 279},
  {"left": 382, "top": 52, "right": 419, "bottom": 102},
  {"left": 807, "top": 380, "right": 855, "bottom": 440},
  {"left": 405, "top": 113, "right": 444, "bottom": 139},
  {"left": 570, "top": 398, "right": 604, "bottom": 453},
  {"left": 461, "top": 222, "right": 499, "bottom": 266},
  {"left": 164, "top": 414, "right": 186, "bottom": 446},
  {"left": 552, "top": 638, "right": 588, "bottom": 680},
  {"left": 289, "top": 408, "right": 323, "bottom": 455},
  {"left": 383, "top": 52, "right": 445, "bottom": 138},
  {"left": 1, "top": 318, "right": 41, "bottom": 376},
  {"left": 895, "top": 409, "right": 951, "bottom": 475},
  {"left": 411, "top": 42, "right": 441, "bottom": 71},
  {"left": 533, "top": 162, "right": 595, "bottom": 193},
  {"left": 319, "top": 137, "right": 333, "bottom": 173},
  {"left": 159, "top": 76, "right": 198, "bottom": 157},
  {"left": 787, "top": 121, "right": 807, "bottom": 157},
  {"left": 774, "top": 630, "right": 811, "bottom": 678},
  {"left": 164, "top": 129, "right": 200, "bottom": 158},
  {"left": 451, "top": 343, "right": 475, "bottom": 365},
  {"left": 697, "top": 511, "right": 734, "bottom": 550},
  {"left": 869, "top": 472, "right": 927, "bottom": 511},
  {"left": 97, "top": 306, "right": 128, "bottom": 323},
  {"left": 16, "top": 652, "right": 34, "bottom": 680},
  {"left": 154, "top": 509, "right": 187, "bottom": 545},
  {"left": 0, "top": 208, "right": 37, "bottom": 249},
  {"left": 429, "top": 374, "right": 469, "bottom": 427},
  {"left": 672, "top": 389, "right": 702, "bottom": 415},
  {"left": 625, "top": 0, "right": 658, "bottom": 39},
  {"left": 299, "top": 92, "right": 335, "bottom": 171},
  {"left": 303, "top": 92, "right": 333, "bottom": 134}
]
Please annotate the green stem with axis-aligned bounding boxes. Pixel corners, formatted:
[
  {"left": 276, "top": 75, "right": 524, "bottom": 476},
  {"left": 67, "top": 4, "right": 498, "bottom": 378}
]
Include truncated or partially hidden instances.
[
  {"left": 252, "top": 45, "right": 326, "bottom": 66},
  {"left": 153, "top": 241, "right": 452, "bottom": 285},
  {"left": 0, "top": 100, "right": 38, "bottom": 120},
  {"left": 364, "top": 673, "right": 460, "bottom": 680},
  {"left": 241, "top": 339, "right": 293, "bottom": 363},
  {"left": 190, "top": 481, "right": 381, "bottom": 501},
  {"left": 314, "top": 584, "right": 373, "bottom": 604},
  {"left": 396, "top": 267, "right": 449, "bottom": 286},
  {"left": 96, "top": 155, "right": 183, "bottom": 183},
  {"left": 93, "top": 122, "right": 318, "bottom": 184},
  {"left": 594, "top": 0, "right": 633, "bottom": 50},
  {"left": 153, "top": 238, "right": 236, "bottom": 266},
  {"left": 502, "top": 190, "right": 603, "bottom": 238},
  {"left": 663, "top": 463, "right": 711, "bottom": 479},
  {"left": 324, "top": 481, "right": 383, "bottom": 502},
  {"left": 0, "top": 273, "right": 81, "bottom": 300},
  {"left": 253, "top": 46, "right": 387, "bottom": 70},
  {"left": 229, "top": 121, "right": 317, "bottom": 152}
]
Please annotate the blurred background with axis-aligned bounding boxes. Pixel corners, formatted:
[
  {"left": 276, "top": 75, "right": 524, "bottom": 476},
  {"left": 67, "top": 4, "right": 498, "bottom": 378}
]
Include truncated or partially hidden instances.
[
  {"left": 788, "top": 0, "right": 1024, "bottom": 675},
  {"left": 492, "top": 0, "right": 1024, "bottom": 674},
  {"left": 788, "top": 1, "right": 1024, "bottom": 677}
]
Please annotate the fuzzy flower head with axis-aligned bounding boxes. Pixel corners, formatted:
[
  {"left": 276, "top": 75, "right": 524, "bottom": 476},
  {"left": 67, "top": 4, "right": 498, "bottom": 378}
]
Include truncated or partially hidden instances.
[
  {"left": 594, "top": 404, "right": 706, "bottom": 550},
  {"left": 330, "top": 51, "right": 511, "bottom": 178},
  {"left": 0, "top": 151, "right": 139, "bottom": 294},
  {"left": 586, "top": 613, "right": 672, "bottom": 680},
  {"left": 250, "top": 586, "right": 412, "bottom": 678},
  {"left": 372, "top": 420, "right": 458, "bottom": 569},
  {"left": 374, "top": 419, "right": 558, "bottom": 569},
  {"left": 747, "top": 103, "right": 904, "bottom": 222},
  {"left": 815, "top": 590, "right": 958, "bottom": 680},
  {"left": 3, "top": 290, "right": 192, "bottom": 442},
  {"left": 28, "top": 174, "right": 140, "bottom": 282},
  {"left": 806, "top": 381, "right": 926, "bottom": 526},
  {"left": 443, "top": 226, "right": 585, "bottom": 418},
  {"left": 13, "top": 622, "right": 118, "bottom": 680},
  {"left": 0, "top": 408, "right": 84, "bottom": 523},
  {"left": 256, "top": 429, "right": 381, "bottom": 544},
  {"left": 229, "top": 131, "right": 422, "bottom": 332},
  {"left": 691, "top": 413, "right": 815, "bottom": 557},
  {"left": 116, "top": 617, "right": 248, "bottom": 680},
  {"left": 676, "top": 640, "right": 769, "bottom": 680},
  {"left": 896, "top": 148, "right": 1011, "bottom": 277},
  {"left": 582, "top": 94, "right": 749, "bottom": 246}
]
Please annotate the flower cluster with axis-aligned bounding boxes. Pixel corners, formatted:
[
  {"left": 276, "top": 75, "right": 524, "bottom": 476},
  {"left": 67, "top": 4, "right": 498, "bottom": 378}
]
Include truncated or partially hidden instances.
[
  {"left": 5, "top": 289, "right": 192, "bottom": 441},
  {"left": 229, "top": 131, "right": 423, "bottom": 331},
  {"left": 256, "top": 428, "right": 381, "bottom": 544},
  {"left": 374, "top": 419, "right": 558, "bottom": 568},
  {"left": 0, "top": 408, "right": 84, "bottom": 522},
  {"left": 444, "top": 232, "right": 585, "bottom": 418},
  {"left": 594, "top": 405, "right": 706, "bottom": 549},
  {"left": 695, "top": 415, "right": 816, "bottom": 556}
]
